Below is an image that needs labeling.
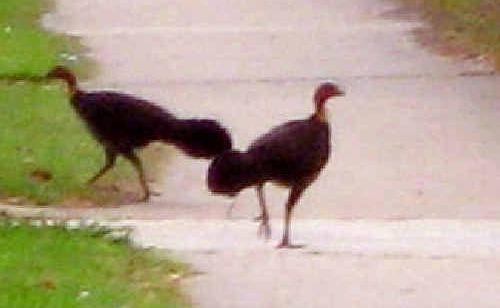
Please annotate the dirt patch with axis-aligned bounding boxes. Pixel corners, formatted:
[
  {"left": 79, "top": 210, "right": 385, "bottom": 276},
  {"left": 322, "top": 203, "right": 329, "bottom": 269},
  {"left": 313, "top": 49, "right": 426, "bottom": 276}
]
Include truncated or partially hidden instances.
[
  {"left": 59, "top": 181, "right": 144, "bottom": 208},
  {"left": 413, "top": 26, "right": 485, "bottom": 62},
  {"left": 29, "top": 169, "right": 53, "bottom": 183}
]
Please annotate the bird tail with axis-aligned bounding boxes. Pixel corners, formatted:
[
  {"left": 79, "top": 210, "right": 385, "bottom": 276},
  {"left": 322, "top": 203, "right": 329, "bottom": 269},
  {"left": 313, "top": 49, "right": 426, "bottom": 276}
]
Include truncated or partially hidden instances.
[{"left": 169, "top": 119, "right": 232, "bottom": 159}]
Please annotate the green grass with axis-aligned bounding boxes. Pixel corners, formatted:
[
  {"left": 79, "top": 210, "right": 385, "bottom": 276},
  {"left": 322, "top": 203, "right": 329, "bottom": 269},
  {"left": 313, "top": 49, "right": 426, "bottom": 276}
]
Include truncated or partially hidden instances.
[
  {"left": 0, "top": 0, "right": 93, "bottom": 77},
  {"left": 0, "top": 81, "right": 145, "bottom": 205},
  {"left": 404, "top": 0, "right": 500, "bottom": 69},
  {"left": 0, "top": 220, "right": 189, "bottom": 307},
  {"left": 0, "top": 0, "right": 51, "bottom": 26},
  {"left": 0, "top": 25, "right": 70, "bottom": 77},
  {"left": 0, "top": 2, "right": 187, "bottom": 306},
  {"left": 0, "top": 0, "right": 144, "bottom": 205}
]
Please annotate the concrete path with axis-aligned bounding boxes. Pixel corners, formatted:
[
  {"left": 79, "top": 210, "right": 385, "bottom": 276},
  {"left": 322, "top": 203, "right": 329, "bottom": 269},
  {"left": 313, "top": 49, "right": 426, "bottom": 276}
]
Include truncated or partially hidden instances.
[
  {"left": 40, "top": 0, "right": 500, "bottom": 307},
  {"left": 105, "top": 219, "right": 500, "bottom": 307}
]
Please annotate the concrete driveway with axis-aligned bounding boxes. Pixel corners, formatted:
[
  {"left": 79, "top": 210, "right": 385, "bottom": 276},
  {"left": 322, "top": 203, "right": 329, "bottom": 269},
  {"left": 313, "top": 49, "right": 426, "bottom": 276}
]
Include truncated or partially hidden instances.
[{"left": 42, "top": 0, "right": 500, "bottom": 307}]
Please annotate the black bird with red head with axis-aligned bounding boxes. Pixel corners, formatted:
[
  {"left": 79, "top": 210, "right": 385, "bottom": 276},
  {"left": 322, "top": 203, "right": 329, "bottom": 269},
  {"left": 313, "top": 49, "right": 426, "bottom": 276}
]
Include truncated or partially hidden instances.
[
  {"left": 47, "top": 66, "right": 232, "bottom": 201},
  {"left": 208, "top": 82, "right": 344, "bottom": 248}
]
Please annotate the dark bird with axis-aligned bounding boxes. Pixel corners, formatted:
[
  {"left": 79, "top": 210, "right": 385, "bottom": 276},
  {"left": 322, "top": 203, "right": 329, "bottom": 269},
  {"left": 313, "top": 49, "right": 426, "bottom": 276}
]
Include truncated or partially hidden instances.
[
  {"left": 46, "top": 66, "right": 232, "bottom": 201},
  {"left": 207, "top": 82, "right": 344, "bottom": 248}
]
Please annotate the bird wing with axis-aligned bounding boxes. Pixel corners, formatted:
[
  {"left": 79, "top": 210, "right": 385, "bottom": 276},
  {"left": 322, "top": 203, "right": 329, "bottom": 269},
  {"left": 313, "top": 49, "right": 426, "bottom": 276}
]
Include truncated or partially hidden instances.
[
  {"left": 246, "top": 119, "right": 330, "bottom": 183},
  {"left": 73, "top": 91, "right": 177, "bottom": 148}
]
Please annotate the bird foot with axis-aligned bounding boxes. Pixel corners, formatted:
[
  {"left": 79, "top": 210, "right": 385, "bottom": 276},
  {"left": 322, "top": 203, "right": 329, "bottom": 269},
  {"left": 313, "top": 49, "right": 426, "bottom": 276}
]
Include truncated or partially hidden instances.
[
  {"left": 257, "top": 219, "right": 271, "bottom": 240},
  {"left": 276, "top": 241, "right": 305, "bottom": 249},
  {"left": 150, "top": 190, "right": 162, "bottom": 197},
  {"left": 254, "top": 214, "right": 264, "bottom": 222}
]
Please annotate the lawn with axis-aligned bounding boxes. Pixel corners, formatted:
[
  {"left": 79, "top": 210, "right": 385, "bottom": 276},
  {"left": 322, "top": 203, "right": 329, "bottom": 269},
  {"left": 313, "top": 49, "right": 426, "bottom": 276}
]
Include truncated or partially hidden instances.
[
  {"left": 0, "top": 81, "right": 144, "bottom": 205},
  {"left": 0, "top": 0, "right": 50, "bottom": 26},
  {"left": 403, "top": 0, "right": 500, "bottom": 69},
  {"left": 0, "top": 0, "right": 92, "bottom": 77},
  {"left": 0, "top": 2, "right": 190, "bottom": 307},
  {"left": 0, "top": 220, "right": 189, "bottom": 307}
]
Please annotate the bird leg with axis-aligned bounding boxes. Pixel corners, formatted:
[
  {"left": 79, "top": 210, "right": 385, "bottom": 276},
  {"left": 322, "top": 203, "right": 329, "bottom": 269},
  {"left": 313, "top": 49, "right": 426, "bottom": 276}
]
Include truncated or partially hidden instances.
[
  {"left": 277, "top": 186, "right": 305, "bottom": 249},
  {"left": 256, "top": 184, "right": 271, "bottom": 239},
  {"left": 87, "top": 148, "right": 117, "bottom": 185},
  {"left": 254, "top": 184, "right": 266, "bottom": 221},
  {"left": 123, "top": 151, "right": 150, "bottom": 202}
]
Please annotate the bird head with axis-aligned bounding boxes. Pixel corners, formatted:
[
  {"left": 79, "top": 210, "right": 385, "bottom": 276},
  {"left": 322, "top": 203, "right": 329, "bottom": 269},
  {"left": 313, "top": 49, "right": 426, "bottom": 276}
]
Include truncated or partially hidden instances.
[
  {"left": 46, "top": 66, "right": 74, "bottom": 81},
  {"left": 314, "top": 82, "right": 344, "bottom": 104},
  {"left": 46, "top": 66, "right": 78, "bottom": 94},
  {"left": 313, "top": 82, "right": 344, "bottom": 120},
  {"left": 207, "top": 150, "right": 251, "bottom": 196}
]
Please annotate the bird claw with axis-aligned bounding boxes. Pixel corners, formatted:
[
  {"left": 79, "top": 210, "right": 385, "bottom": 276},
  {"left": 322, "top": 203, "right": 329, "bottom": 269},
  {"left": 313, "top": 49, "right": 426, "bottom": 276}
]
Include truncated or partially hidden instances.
[{"left": 276, "top": 242, "right": 305, "bottom": 249}]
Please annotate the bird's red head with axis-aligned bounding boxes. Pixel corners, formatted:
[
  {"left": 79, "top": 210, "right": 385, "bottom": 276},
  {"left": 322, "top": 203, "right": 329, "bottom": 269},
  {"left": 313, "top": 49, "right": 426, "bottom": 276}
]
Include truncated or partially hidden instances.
[
  {"left": 46, "top": 66, "right": 78, "bottom": 94},
  {"left": 314, "top": 82, "right": 344, "bottom": 104},
  {"left": 313, "top": 82, "right": 344, "bottom": 119}
]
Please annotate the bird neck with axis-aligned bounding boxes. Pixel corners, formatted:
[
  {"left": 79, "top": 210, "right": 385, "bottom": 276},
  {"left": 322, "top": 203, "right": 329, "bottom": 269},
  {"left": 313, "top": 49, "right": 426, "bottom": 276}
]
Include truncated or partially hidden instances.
[
  {"left": 57, "top": 74, "right": 79, "bottom": 97},
  {"left": 313, "top": 98, "right": 329, "bottom": 123},
  {"left": 66, "top": 79, "right": 79, "bottom": 97}
]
